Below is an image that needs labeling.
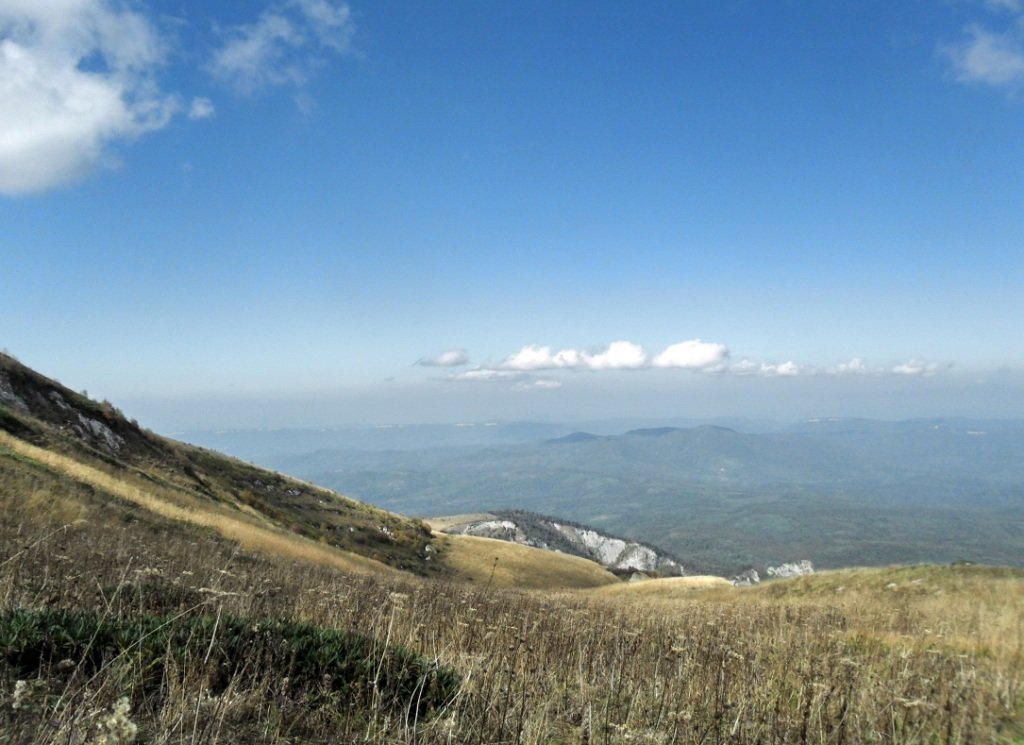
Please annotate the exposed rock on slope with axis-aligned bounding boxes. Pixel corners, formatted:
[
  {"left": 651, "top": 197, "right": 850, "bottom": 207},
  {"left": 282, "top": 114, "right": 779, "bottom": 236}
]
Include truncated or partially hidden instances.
[
  {"left": 440, "top": 510, "right": 684, "bottom": 576},
  {"left": 767, "top": 560, "right": 815, "bottom": 579},
  {"left": 732, "top": 560, "right": 814, "bottom": 586}
]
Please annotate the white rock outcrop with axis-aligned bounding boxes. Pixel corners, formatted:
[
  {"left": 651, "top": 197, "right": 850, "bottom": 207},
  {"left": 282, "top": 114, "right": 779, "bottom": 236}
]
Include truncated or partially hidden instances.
[
  {"left": 766, "top": 560, "right": 814, "bottom": 578},
  {"left": 447, "top": 517, "right": 684, "bottom": 575}
]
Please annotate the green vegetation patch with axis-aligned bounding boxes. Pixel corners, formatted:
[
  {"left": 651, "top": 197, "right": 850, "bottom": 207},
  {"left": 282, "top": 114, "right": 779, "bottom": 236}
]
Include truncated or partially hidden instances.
[{"left": 0, "top": 608, "right": 459, "bottom": 720}]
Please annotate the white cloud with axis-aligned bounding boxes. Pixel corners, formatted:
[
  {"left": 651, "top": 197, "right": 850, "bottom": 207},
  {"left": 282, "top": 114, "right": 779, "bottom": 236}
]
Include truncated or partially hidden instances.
[
  {"left": 829, "top": 357, "right": 868, "bottom": 375},
  {"left": 944, "top": 23, "right": 1024, "bottom": 88},
  {"left": 526, "top": 378, "right": 563, "bottom": 389},
  {"left": 730, "top": 360, "right": 803, "bottom": 377},
  {"left": 652, "top": 339, "right": 729, "bottom": 370},
  {"left": 188, "top": 96, "right": 215, "bottom": 120},
  {"left": 447, "top": 367, "right": 561, "bottom": 391},
  {"left": 0, "top": 0, "right": 179, "bottom": 194},
  {"left": 498, "top": 345, "right": 573, "bottom": 371},
  {"left": 431, "top": 340, "right": 953, "bottom": 386},
  {"left": 891, "top": 359, "right": 951, "bottom": 376},
  {"left": 587, "top": 340, "right": 648, "bottom": 370},
  {"left": 498, "top": 341, "right": 648, "bottom": 371},
  {"left": 450, "top": 369, "right": 527, "bottom": 383},
  {"left": 292, "top": 0, "right": 354, "bottom": 51},
  {"left": 209, "top": 0, "right": 354, "bottom": 95},
  {"left": 769, "top": 361, "right": 802, "bottom": 376},
  {"left": 416, "top": 349, "right": 470, "bottom": 367}
]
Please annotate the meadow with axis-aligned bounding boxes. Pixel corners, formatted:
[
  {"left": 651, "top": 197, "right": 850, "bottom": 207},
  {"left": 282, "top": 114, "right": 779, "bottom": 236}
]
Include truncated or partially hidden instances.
[{"left": 1, "top": 496, "right": 1021, "bottom": 744}]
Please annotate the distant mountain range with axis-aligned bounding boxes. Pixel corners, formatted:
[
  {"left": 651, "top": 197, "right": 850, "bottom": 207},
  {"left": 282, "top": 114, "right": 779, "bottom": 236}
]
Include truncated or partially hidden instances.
[{"left": 240, "top": 419, "right": 1024, "bottom": 575}]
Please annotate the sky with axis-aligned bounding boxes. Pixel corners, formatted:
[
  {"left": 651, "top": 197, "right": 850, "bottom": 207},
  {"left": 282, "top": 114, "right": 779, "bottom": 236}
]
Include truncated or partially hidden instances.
[{"left": 2, "top": 0, "right": 1023, "bottom": 431}]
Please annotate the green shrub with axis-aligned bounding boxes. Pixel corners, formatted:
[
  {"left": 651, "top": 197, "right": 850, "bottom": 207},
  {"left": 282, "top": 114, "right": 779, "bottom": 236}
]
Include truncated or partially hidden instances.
[{"left": 0, "top": 608, "right": 459, "bottom": 720}]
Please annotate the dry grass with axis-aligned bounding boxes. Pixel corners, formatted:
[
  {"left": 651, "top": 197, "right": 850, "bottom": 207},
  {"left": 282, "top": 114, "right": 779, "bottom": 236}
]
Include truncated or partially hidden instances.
[
  {"left": 1, "top": 503, "right": 1022, "bottom": 744},
  {"left": 592, "top": 575, "right": 735, "bottom": 596},
  {"left": 437, "top": 533, "right": 620, "bottom": 590},
  {"left": 2, "top": 511, "right": 1023, "bottom": 744},
  {"left": 0, "top": 430, "right": 392, "bottom": 576}
]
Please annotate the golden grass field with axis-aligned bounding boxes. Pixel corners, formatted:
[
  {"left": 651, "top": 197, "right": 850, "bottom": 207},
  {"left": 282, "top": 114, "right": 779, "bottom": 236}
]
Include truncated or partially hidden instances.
[
  {"left": 592, "top": 575, "right": 735, "bottom": 596},
  {"left": 437, "top": 533, "right": 620, "bottom": 590}
]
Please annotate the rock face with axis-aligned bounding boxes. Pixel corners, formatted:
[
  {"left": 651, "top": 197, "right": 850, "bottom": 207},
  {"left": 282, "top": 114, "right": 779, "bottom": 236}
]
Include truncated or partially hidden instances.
[
  {"left": 549, "top": 523, "right": 683, "bottom": 575},
  {"left": 445, "top": 513, "right": 685, "bottom": 576},
  {"left": 44, "top": 390, "right": 126, "bottom": 453},
  {"left": 766, "top": 560, "right": 815, "bottom": 579},
  {"left": 732, "top": 560, "right": 814, "bottom": 586},
  {"left": 731, "top": 569, "right": 760, "bottom": 587},
  {"left": 0, "top": 371, "right": 29, "bottom": 414}
]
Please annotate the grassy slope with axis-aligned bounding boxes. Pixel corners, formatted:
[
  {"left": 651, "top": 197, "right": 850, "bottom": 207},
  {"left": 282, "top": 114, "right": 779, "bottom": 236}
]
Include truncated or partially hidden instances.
[
  {"left": 591, "top": 575, "right": 734, "bottom": 597},
  {"left": 0, "top": 352, "right": 439, "bottom": 574},
  {"left": 2, "top": 506, "right": 1021, "bottom": 744},
  {"left": 437, "top": 533, "right": 619, "bottom": 590},
  {"left": 0, "top": 431, "right": 392, "bottom": 575}
]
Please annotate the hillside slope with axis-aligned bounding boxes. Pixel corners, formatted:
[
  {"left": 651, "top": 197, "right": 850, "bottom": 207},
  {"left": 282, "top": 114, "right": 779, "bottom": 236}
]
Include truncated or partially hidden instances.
[
  {"left": 0, "top": 352, "right": 440, "bottom": 575},
  {"left": 1, "top": 352, "right": 632, "bottom": 590}
]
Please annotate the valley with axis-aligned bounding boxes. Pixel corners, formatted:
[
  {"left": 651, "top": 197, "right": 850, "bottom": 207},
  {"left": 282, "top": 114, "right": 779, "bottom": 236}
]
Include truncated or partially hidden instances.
[{"left": 189, "top": 419, "right": 1024, "bottom": 576}]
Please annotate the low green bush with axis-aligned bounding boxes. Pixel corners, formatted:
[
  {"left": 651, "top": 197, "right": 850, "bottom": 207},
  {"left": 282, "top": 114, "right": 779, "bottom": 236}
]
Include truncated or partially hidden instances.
[{"left": 0, "top": 608, "right": 459, "bottom": 719}]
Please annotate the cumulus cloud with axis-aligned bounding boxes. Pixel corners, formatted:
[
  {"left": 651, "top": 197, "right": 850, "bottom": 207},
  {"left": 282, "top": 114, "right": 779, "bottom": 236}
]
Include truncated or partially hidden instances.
[
  {"left": 498, "top": 341, "right": 648, "bottom": 371},
  {"left": 416, "top": 349, "right": 470, "bottom": 367},
  {"left": 0, "top": 0, "right": 359, "bottom": 195},
  {"left": 475, "top": 338, "right": 747, "bottom": 376},
  {"left": 587, "top": 341, "right": 648, "bottom": 370},
  {"left": 730, "top": 360, "right": 803, "bottom": 377},
  {"left": 652, "top": 339, "right": 730, "bottom": 370},
  {"left": 208, "top": 0, "right": 354, "bottom": 95},
  {"left": 0, "top": 0, "right": 179, "bottom": 194},
  {"left": 431, "top": 340, "right": 954, "bottom": 387},
  {"left": 829, "top": 357, "right": 868, "bottom": 375},
  {"left": 891, "top": 359, "right": 951, "bottom": 376}
]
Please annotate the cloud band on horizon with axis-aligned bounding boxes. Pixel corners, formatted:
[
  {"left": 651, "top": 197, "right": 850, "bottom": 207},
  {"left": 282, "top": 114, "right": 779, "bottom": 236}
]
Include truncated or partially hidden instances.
[{"left": 435, "top": 339, "right": 951, "bottom": 389}]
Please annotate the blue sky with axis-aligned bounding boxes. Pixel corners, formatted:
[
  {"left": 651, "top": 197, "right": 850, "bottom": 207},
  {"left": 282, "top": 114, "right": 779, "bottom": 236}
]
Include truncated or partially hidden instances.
[{"left": 2, "top": 0, "right": 1022, "bottom": 430}]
